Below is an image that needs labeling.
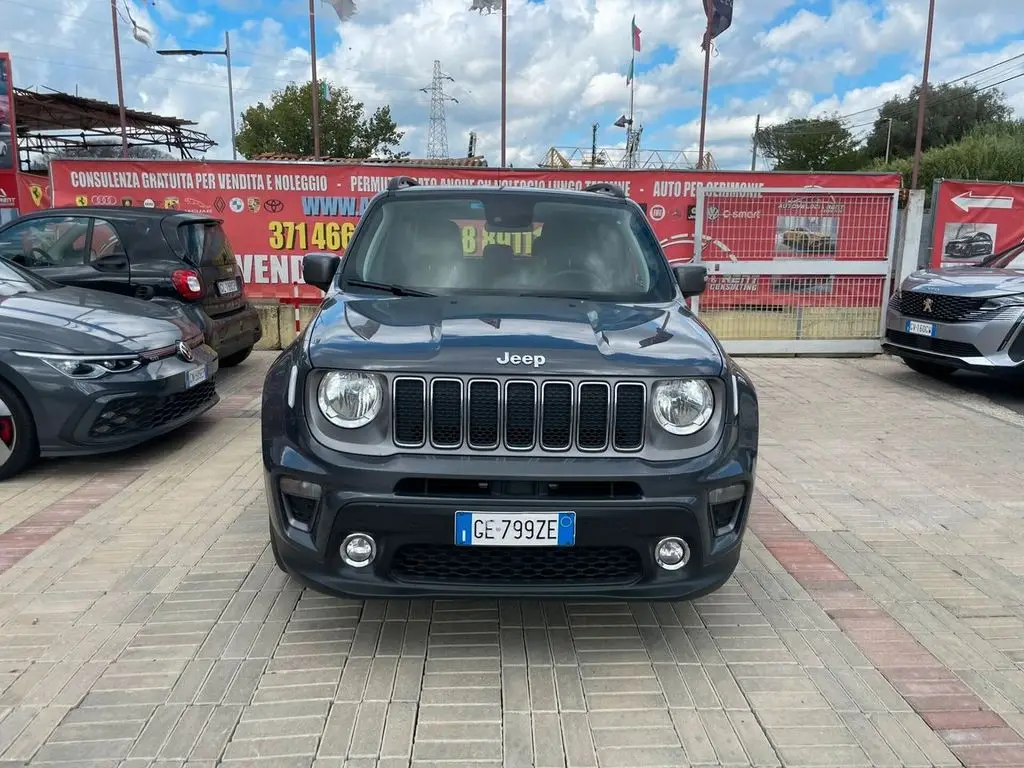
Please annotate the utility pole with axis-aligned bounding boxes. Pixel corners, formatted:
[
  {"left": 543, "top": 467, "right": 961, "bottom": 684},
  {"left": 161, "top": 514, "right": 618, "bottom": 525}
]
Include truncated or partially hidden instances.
[
  {"left": 885, "top": 117, "right": 893, "bottom": 164},
  {"left": 421, "top": 60, "right": 457, "bottom": 159},
  {"left": 590, "top": 122, "right": 599, "bottom": 168},
  {"left": 696, "top": 15, "right": 713, "bottom": 170},
  {"left": 750, "top": 113, "right": 760, "bottom": 171},
  {"left": 467, "top": 131, "right": 477, "bottom": 158},
  {"left": 911, "top": 0, "right": 936, "bottom": 188},
  {"left": 309, "top": 0, "right": 321, "bottom": 159},
  {"left": 110, "top": 0, "right": 129, "bottom": 157}
]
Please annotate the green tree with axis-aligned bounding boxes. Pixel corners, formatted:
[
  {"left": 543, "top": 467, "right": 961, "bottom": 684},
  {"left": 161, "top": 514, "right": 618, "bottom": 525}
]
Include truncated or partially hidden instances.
[
  {"left": 756, "top": 115, "right": 863, "bottom": 171},
  {"left": 871, "top": 121, "right": 1024, "bottom": 200},
  {"left": 863, "top": 82, "right": 1012, "bottom": 162},
  {"left": 235, "top": 81, "right": 406, "bottom": 160}
]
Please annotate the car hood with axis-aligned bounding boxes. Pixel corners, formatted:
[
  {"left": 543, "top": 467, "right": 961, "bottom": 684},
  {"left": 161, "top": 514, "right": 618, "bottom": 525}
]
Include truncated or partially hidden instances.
[
  {"left": 901, "top": 267, "right": 1024, "bottom": 298},
  {"left": 307, "top": 295, "right": 724, "bottom": 377},
  {"left": 0, "top": 286, "right": 199, "bottom": 355}
]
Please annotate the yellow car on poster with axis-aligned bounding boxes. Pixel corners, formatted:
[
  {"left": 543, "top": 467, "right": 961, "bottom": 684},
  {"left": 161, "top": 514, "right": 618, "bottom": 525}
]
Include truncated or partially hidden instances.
[{"left": 780, "top": 227, "right": 835, "bottom": 253}]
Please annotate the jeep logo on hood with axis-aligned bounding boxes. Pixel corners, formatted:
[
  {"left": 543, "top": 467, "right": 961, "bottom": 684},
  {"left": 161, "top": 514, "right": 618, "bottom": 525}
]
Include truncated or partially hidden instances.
[{"left": 497, "top": 352, "right": 546, "bottom": 367}]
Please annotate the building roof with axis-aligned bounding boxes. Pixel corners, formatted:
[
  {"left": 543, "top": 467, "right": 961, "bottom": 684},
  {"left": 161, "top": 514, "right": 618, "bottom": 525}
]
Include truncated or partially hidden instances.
[{"left": 252, "top": 153, "right": 488, "bottom": 168}]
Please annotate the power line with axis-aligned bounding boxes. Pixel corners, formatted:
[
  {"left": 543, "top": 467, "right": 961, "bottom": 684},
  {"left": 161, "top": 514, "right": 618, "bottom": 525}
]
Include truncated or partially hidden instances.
[
  {"left": 821, "top": 51, "right": 1024, "bottom": 123},
  {"left": 9, "top": 52, "right": 428, "bottom": 100},
  {"left": 761, "top": 67, "right": 1024, "bottom": 140}
]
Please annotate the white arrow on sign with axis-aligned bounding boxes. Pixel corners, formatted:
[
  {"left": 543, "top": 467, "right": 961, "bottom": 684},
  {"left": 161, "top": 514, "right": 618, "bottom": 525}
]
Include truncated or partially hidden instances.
[{"left": 952, "top": 191, "right": 1014, "bottom": 212}]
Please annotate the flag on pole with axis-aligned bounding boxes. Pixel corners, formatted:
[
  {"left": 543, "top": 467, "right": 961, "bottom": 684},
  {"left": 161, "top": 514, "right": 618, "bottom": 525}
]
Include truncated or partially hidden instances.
[
  {"left": 626, "top": 58, "right": 634, "bottom": 85},
  {"left": 701, "top": 0, "right": 734, "bottom": 50},
  {"left": 324, "top": 0, "right": 357, "bottom": 21},
  {"left": 631, "top": 15, "right": 641, "bottom": 52},
  {"left": 119, "top": 0, "right": 154, "bottom": 46},
  {"left": 469, "top": 0, "right": 502, "bottom": 13}
]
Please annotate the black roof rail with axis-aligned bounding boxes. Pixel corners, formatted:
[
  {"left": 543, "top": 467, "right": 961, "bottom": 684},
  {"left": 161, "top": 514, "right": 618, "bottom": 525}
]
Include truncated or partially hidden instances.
[
  {"left": 387, "top": 175, "right": 420, "bottom": 191},
  {"left": 583, "top": 182, "right": 626, "bottom": 198}
]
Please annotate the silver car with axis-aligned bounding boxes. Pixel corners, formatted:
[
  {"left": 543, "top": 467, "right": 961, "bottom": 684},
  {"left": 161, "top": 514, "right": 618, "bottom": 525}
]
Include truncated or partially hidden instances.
[{"left": 883, "top": 242, "right": 1024, "bottom": 377}]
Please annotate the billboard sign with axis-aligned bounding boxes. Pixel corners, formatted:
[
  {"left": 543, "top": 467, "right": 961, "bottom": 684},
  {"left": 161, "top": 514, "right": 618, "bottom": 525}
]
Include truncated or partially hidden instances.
[
  {"left": 48, "top": 159, "right": 900, "bottom": 304},
  {"left": 931, "top": 179, "right": 1024, "bottom": 268},
  {"left": 0, "top": 53, "right": 19, "bottom": 225}
]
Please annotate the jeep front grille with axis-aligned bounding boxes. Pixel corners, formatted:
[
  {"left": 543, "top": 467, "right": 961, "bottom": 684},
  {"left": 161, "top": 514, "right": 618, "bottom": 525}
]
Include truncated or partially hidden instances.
[{"left": 391, "top": 377, "right": 646, "bottom": 453}]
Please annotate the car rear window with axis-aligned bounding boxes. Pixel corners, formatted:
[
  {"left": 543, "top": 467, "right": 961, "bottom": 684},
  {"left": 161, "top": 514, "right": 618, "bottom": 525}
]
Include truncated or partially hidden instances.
[{"left": 177, "top": 222, "right": 209, "bottom": 265}]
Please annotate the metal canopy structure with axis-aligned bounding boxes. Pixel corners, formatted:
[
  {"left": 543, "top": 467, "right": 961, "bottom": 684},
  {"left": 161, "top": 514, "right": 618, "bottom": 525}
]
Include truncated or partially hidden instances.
[
  {"left": 253, "top": 153, "right": 488, "bottom": 167},
  {"left": 13, "top": 87, "right": 216, "bottom": 167},
  {"left": 538, "top": 146, "right": 717, "bottom": 170}
]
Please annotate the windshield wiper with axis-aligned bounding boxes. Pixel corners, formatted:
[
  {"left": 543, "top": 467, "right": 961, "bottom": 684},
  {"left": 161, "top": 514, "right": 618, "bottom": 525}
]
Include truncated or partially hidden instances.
[{"left": 343, "top": 278, "right": 435, "bottom": 297}]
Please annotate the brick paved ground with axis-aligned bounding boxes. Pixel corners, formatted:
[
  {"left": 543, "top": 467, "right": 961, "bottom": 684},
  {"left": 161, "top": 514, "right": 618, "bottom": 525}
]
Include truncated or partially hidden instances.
[{"left": 0, "top": 352, "right": 1022, "bottom": 767}]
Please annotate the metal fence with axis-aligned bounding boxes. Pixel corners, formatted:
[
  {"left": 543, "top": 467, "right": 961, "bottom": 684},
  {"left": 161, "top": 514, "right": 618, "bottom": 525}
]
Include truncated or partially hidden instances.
[{"left": 691, "top": 186, "right": 900, "bottom": 355}]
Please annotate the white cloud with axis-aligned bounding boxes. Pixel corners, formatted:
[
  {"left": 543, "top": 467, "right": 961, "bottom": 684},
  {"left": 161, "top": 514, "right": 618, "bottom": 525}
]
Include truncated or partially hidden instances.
[{"left": 0, "top": 0, "right": 1021, "bottom": 170}]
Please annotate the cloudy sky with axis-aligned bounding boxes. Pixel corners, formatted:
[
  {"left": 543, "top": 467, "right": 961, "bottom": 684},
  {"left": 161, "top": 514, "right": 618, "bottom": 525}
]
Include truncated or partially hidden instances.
[{"left": 2, "top": 0, "right": 1023, "bottom": 170}]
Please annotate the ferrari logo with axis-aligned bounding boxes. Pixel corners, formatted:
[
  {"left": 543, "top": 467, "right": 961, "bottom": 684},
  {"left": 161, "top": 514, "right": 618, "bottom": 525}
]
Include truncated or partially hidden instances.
[
  {"left": 29, "top": 185, "right": 43, "bottom": 207},
  {"left": 74, "top": 195, "right": 88, "bottom": 207},
  {"left": 923, "top": 297, "right": 934, "bottom": 313},
  {"left": 164, "top": 197, "right": 179, "bottom": 209}
]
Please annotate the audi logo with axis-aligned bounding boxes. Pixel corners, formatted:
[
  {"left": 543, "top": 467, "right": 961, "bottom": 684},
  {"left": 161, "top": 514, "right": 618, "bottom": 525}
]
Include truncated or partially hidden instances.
[
  {"left": 92, "top": 195, "right": 118, "bottom": 206},
  {"left": 265, "top": 199, "right": 284, "bottom": 213}
]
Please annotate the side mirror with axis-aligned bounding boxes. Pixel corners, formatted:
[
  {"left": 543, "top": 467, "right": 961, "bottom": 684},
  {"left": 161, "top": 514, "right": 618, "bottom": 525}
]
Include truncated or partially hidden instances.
[
  {"left": 303, "top": 252, "right": 341, "bottom": 292},
  {"left": 673, "top": 264, "right": 707, "bottom": 298}
]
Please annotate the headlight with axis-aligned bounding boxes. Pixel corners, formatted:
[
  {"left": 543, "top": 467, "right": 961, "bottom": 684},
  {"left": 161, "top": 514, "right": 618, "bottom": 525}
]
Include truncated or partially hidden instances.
[
  {"left": 982, "top": 294, "right": 1024, "bottom": 309},
  {"left": 652, "top": 379, "right": 714, "bottom": 435},
  {"left": 15, "top": 352, "right": 142, "bottom": 379},
  {"left": 317, "top": 372, "right": 383, "bottom": 428}
]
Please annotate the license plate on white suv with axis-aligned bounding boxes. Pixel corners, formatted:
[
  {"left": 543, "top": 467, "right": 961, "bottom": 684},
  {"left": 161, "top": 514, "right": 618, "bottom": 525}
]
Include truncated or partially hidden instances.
[
  {"left": 454, "top": 511, "right": 576, "bottom": 546},
  {"left": 905, "top": 320, "right": 936, "bottom": 337},
  {"left": 217, "top": 278, "right": 239, "bottom": 296}
]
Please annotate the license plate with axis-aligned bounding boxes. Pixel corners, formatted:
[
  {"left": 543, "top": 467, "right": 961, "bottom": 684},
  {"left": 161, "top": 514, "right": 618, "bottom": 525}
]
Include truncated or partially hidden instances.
[
  {"left": 186, "top": 365, "right": 208, "bottom": 389},
  {"left": 217, "top": 278, "right": 239, "bottom": 296},
  {"left": 454, "top": 511, "right": 575, "bottom": 547},
  {"left": 906, "top": 320, "right": 936, "bottom": 337}
]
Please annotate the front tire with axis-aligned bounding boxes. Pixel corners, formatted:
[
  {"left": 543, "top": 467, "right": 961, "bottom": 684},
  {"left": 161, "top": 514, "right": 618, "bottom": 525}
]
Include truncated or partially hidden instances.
[
  {"left": 901, "top": 356, "right": 956, "bottom": 378},
  {"left": 220, "top": 346, "right": 253, "bottom": 367},
  {"left": 0, "top": 379, "right": 40, "bottom": 481}
]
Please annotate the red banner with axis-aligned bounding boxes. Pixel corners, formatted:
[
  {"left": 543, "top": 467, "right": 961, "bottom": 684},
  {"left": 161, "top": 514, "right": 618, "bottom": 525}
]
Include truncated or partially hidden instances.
[
  {"left": 931, "top": 179, "right": 1024, "bottom": 268},
  {"left": 0, "top": 53, "right": 20, "bottom": 226},
  {"left": 47, "top": 159, "right": 900, "bottom": 302},
  {"left": 16, "top": 172, "right": 49, "bottom": 213}
]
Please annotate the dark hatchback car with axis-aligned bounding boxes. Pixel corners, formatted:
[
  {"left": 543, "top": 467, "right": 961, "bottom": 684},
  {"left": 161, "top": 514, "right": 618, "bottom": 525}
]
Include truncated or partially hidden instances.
[
  {"left": 0, "top": 258, "right": 219, "bottom": 480},
  {"left": 262, "top": 179, "right": 760, "bottom": 601},
  {"left": 0, "top": 208, "right": 262, "bottom": 366},
  {"left": 944, "top": 230, "right": 993, "bottom": 260}
]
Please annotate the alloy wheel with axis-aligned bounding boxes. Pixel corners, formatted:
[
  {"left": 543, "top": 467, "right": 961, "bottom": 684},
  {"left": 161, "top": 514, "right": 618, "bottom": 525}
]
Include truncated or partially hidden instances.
[{"left": 0, "top": 395, "right": 15, "bottom": 469}]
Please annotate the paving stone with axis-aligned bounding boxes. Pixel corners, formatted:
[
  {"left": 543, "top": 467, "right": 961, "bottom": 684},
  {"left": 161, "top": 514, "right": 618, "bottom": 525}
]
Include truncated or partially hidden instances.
[{"left": 3, "top": 356, "right": 1024, "bottom": 766}]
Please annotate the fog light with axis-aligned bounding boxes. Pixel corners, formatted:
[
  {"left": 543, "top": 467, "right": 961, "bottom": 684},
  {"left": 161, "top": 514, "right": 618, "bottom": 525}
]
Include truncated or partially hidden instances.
[
  {"left": 654, "top": 537, "right": 690, "bottom": 571},
  {"left": 340, "top": 533, "right": 376, "bottom": 568}
]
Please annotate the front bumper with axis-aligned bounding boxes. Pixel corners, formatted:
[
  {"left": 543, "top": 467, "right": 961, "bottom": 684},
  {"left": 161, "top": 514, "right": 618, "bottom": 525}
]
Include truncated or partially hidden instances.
[
  {"left": 265, "top": 416, "right": 756, "bottom": 601},
  {"left": 882, "top": 305, "right": 1024, "bottom": 372},
  {"left": 6, "top": 344, "right": 220, "bottom": 457}
]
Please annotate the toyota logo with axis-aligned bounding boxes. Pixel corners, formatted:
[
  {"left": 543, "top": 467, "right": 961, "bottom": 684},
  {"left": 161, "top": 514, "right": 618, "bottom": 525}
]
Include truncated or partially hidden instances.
[
  {"left": 177, "top": 342, "right": 194, "bottom": 362},
  {"left": 265, "top": 199, "right": 284, "bottom": 213}
]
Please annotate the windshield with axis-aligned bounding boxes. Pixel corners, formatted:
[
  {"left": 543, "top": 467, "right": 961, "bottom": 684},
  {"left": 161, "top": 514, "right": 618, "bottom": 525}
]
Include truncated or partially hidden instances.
[
  {"left": 982, "top": 242, "right": 1024, "bottom": 269},
  {"left": 339, "top": 192, "right": 675, "bottom": 302},
  {"left": 0, "top": 257, "right": 56, "bottom": 297}
]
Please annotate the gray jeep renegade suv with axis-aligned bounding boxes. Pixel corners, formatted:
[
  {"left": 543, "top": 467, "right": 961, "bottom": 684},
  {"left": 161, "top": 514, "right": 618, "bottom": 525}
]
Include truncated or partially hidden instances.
[{"left": 262, "top": 177, "right": 759, "bottom": 600}]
